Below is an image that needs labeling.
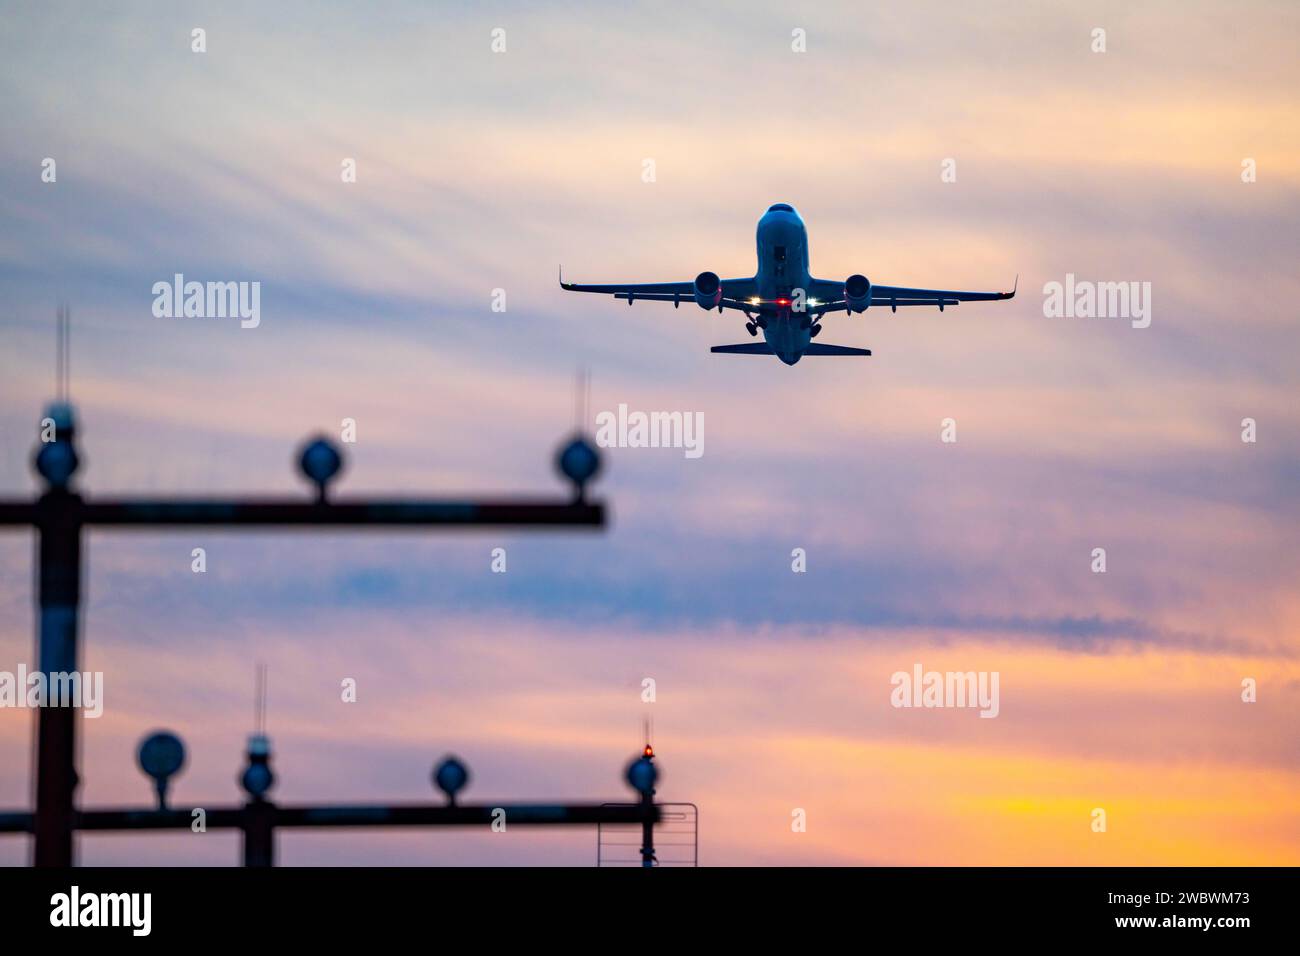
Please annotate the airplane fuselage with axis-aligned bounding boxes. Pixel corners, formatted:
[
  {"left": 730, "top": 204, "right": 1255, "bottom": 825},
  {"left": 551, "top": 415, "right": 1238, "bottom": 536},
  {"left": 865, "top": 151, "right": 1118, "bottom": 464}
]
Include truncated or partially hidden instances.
[{"left": 753, "top": 204, "right": 813, "bottom": 365}]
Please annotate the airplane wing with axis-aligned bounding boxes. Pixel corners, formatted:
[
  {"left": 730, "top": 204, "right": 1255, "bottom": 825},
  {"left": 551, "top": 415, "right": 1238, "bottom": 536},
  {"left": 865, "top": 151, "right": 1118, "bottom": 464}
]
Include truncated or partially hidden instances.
[
  {"left": 808, "top": 276, "right": 1016, "bottom": 313},
  {"left": 870, "top": 281, "right": 1016, "bottom": 306},
  {"left": 560, "top": 271, "right": 758, "bottom": 312}
]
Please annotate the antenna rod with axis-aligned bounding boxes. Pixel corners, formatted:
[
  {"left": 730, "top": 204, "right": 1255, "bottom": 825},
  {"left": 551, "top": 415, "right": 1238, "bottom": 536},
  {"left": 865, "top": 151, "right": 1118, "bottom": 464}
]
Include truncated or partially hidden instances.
[
  {"left": 63, "top": 305, "right": 70, "bottom": 401},
  {"left": 572, "top": 366, "right": 593, "bottom": 432},
  {"left": 255, "top": 662, "right": 268, "bottom": 734},
  {"left": 52, "top": 304, "right": 71, "bottom": 402},
  {"left": 55, "top": 305, "right": 63, "bottom": 401}
]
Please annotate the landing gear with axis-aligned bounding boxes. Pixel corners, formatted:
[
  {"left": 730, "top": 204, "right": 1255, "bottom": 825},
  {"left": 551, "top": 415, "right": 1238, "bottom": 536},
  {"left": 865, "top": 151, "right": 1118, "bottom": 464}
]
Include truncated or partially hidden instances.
[
  {"left": 745, "top": 321, "right": 758, "bottom": 336},
  {"left": 810, "top": 323, "right": 822, "bottom": 338}
]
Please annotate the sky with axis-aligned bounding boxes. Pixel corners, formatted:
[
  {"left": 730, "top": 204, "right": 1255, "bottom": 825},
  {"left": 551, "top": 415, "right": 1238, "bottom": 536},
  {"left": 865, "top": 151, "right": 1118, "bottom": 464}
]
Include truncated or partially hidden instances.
[{"left": 0, "top": 0, "right": 1298, "bottom": 865}]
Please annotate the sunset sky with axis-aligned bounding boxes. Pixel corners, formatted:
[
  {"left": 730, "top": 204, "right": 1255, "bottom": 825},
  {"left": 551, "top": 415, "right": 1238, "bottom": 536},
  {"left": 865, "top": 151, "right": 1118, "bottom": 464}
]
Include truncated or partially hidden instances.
[{"left": 1, "top": 0, "right": 1298, "bottom": 865}]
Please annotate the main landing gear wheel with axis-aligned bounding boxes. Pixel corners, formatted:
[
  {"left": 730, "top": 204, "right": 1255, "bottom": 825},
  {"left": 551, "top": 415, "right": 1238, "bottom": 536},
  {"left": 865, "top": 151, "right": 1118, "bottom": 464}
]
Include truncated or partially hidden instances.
[
  {"left": 810, "top": 324, "right": 822, "bottom": 338},
  {"left": 745, "top": 321, "right": 758, "bottom": 336}
]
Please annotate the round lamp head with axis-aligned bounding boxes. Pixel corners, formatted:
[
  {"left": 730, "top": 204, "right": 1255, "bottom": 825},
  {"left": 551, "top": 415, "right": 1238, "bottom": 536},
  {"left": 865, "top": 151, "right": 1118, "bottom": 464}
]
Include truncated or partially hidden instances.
[
  {"left": 626, "top": 755, "right": 658, "bottom": 796},
  {"left": 137, "top": 730, "right": 186, "bottom": 808},
  {"left": 34, "top": 402, "right": 79, "bottom": 488},
  {"left": 556, "top": 435, "right": 601, "bottom": 496},
  {"left": 240, "top": 733, "right": 275, "bottom": 800},
  {"left": 34, "top": 441, "right": 79, "bottom": 489},
  {"left": 299, "top": 436, "right": 343, "bottom": 499},
  {"left": 433, "top": 755, "right": 470, "bottom": 803},
  {"left": 138, "top": 731, "right": 186, "bottom": 781}
]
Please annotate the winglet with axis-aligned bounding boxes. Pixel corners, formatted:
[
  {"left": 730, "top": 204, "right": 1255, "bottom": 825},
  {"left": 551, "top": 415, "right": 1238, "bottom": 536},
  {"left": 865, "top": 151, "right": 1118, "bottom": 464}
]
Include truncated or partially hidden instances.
[
  {"left": 1010, "top": 273, "right": 1018, "bottom": 298},
  {"left": 558, "top": 265, "right": 564, "bottom": 288}
]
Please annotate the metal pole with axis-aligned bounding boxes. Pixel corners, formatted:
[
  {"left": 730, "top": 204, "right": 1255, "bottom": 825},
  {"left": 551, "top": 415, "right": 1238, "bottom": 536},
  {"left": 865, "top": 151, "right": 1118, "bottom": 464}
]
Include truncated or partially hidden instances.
[
  {"left": 33, "top": 491, "right": 81, "bottom": 867},
  {"left": 640, "top": 790, "right": 655, "bottom": 867},
  {"left": 242, "top": 802, "right": 275, "bottom": 868}
]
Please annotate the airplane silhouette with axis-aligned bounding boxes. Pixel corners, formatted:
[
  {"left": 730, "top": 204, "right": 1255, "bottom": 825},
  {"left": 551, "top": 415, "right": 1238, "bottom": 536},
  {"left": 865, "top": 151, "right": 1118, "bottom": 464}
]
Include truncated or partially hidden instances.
[{"left": 562, "top": 203, "right": 1016, "bottom": 365}]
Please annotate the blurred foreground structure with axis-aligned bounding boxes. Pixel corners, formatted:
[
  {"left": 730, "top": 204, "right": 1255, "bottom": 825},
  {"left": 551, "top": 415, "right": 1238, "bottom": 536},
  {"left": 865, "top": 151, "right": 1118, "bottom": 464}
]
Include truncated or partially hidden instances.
[{"left": 0, "top": 396, "right": 673, "bottom": 866}]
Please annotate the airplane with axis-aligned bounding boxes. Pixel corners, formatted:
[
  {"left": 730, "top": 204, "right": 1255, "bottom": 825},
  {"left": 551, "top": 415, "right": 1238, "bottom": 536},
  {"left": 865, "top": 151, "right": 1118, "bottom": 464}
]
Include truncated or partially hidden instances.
[{"left": 560, "top": 203, "right": 1016, "bottom": 366}]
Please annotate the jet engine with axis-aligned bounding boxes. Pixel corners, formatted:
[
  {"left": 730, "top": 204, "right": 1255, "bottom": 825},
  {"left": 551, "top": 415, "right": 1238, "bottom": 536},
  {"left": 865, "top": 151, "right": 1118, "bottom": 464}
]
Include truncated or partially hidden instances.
[
  {"left": 693, "top": 271, "right": 722, "bottom": 310},
  {"left": 844, "top": 274, "right": 871, "bottom": 313}
]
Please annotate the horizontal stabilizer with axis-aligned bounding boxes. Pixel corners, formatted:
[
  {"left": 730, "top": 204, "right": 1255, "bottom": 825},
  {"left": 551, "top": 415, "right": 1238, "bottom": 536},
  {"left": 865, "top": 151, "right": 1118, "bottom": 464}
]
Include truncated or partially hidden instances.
[
  {"left": 710, "top": 342, "right": 872, "bottom": 357},
  {"left": 804, "top": 343, "right": 872, "bottom": 356}
]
